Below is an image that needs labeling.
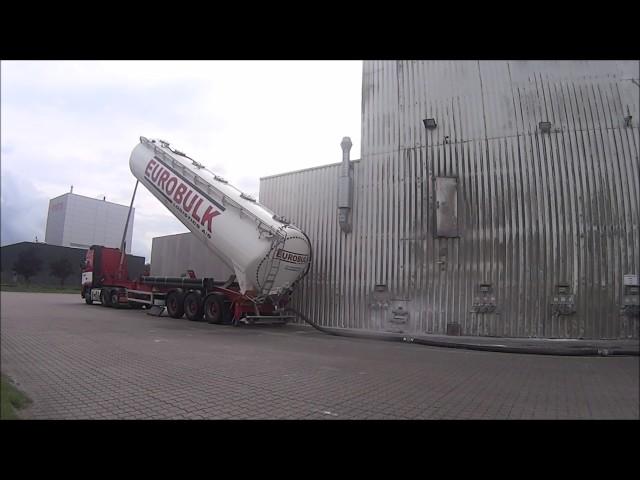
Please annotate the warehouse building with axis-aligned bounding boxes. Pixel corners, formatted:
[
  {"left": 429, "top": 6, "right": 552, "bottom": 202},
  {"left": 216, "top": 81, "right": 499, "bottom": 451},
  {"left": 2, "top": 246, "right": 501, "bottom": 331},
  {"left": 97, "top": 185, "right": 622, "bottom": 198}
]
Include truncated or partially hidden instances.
[
  {"left": 259, "top": 60, "right": 639, "bottom": 339},
  {"left": 45, "top": 189, "right": 135, "bottom": 253}
]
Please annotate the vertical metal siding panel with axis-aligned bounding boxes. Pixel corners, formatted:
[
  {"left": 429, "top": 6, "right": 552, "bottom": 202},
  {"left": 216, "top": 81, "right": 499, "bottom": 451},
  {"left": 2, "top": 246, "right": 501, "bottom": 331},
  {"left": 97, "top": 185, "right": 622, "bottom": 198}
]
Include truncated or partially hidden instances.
[
  {"left": 578, "top": 82, "right": 598, "bottom": 333},
  {"left": 582, "top": 84, "right": 606, "bottom": 338},
  {"left": 495, "top": 137, "right": 508, "bottom": 336},
  {"left": 337, "top": 170, "right": 345, "bottom": 328},
  {"left": 305, "top": 171, "right": 316, "bottom": 323},
  {"left": 364, "top": 154, "right": 374, "bottom": 329},
  {"left": 408, "top": 148, "right": 417, "bottom": 329},
  {"left": 421, "top": 145, "right": 429, "bottom": 332},
  {"left": 606, "top": 81, "right": 635, "bottom": 337},
  {"left": 461, "top": 137, "right": 472, "bottom": 335},
  {"left": 308, "top": 170, "right": 321, "bottom": 324},
  {"left": 466, "top": 139, "right": 478, "bottom": 335},
  {"left": 352, "top": 163, "right": 361, "bottom": 329},
  {"left": 570, "top": 81, "right": 595, "bottom": 337},
  {"left": 553, "top": 79, "right": 578, "bottom": 337},
  {"left": 322, "top": 168, "right": 330, "bottom": 325},
  {"left": 530, "top": 75, "right": 549, "bottom": 338},
  {"left": 308, "top": 170, "right": 317, "bottom": 322},
  {"left": 565, "top": 79, "right": 583, "bottom": 338},
  {"left": 594, "top": 82, "right": 620, "bottom": 338},
  {"left": 362, "top": 160, "right": 370, "bottom": 329},
  {"left": 513, "top": 85, "right": 530, "bottom": 336},
  {"left": 324, "top": 167, "right": 334, "bottom": 327},
  {"left": 372, "top": 155, "right": 381, "bottom": 329},
  {"left": 523, "top": 132, "right": 540, "bottom": 337},
  {"left": 603, "top": 84, "right": 630, "bottom": 336},
  {"left": 612, "top": 84, "right": 639, "bottom": 336},
  {"left": 540, "top": 76, "right": 561, "bottom": 337},
  {"left": 327, "top": 166, "right": 338, "bottom": 328},
  {"left": 461, "top": 94, "right": 475, "bottom": 335},
  {"left": 305, "top": 170, "right": 315, "bottom": 324},
  {"left": 293, "top": 172, "right": 304, "bottom": 320},
  {"left": 450, "top": 98, "right": 460, "bottom": 329},
  {"left": 372, "top": 155, "right": 381, "bottom": 322},
  {"left": 506, "top": 136, "right": 520, "bottom": 337},
  {"left": 587, "top": 82, "right": 609, "bottom": 338}
]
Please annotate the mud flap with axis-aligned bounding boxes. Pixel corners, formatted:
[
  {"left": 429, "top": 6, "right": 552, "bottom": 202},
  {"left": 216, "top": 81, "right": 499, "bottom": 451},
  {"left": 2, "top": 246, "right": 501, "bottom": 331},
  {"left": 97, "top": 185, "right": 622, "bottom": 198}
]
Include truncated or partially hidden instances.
[{"left": 147, "top": 305, "right": 165, "bottom": 317}]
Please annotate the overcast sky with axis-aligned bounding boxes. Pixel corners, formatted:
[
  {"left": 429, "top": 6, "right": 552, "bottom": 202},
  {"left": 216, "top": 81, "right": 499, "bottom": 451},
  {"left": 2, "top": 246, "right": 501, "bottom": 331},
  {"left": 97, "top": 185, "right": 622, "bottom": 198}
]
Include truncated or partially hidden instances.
[{"left": 1, "top": 61, "right": 362, "bottom": 261}]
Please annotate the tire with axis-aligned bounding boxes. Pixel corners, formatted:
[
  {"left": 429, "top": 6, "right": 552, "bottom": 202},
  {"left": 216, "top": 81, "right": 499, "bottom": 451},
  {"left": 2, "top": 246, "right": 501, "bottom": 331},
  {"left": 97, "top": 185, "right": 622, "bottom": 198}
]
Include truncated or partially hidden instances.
[
  {"left": 166, "top": 291, "right": 185, "bottom": 319},
  {"left": 84, "top": 288, "right": 94, "bottom": 305},
  {"left": 204, "top": 294, "right": 225, "bottom": 324},
  {"left": 183, "top": 291, "right": 204, "bottom": 321},
  {"left": 110, "top": 289, "right": 121, "bottom": 308},
  {"left": 100, "top": 288, "right": 111, "bottom": 307}
]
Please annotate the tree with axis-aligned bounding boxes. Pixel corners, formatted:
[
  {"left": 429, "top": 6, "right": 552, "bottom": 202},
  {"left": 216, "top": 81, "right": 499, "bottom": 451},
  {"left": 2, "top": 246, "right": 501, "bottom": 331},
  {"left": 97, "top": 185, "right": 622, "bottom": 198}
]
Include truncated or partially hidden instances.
[
  {"left": 13, "top": 249, "right": 43, "bottom": 284},
  {"left": 50, "top": 257, "right": 74, "bottom": 286}
]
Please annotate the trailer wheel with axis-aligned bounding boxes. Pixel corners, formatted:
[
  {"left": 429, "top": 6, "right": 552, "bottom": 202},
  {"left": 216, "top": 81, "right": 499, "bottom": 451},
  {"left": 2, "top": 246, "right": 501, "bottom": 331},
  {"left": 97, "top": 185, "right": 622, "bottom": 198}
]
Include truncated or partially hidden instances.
[
  {"left": 166, "top": 291, "right": 185, "bottom": 318},
  {"left": 100, "top": 289, "right": 111, "bottom": 307},
  {"left": 184, "top": 292, "right": 204, "bottom": 321},
  {"left": 204, "top": 294, "right": 225, "bottom": 324}
]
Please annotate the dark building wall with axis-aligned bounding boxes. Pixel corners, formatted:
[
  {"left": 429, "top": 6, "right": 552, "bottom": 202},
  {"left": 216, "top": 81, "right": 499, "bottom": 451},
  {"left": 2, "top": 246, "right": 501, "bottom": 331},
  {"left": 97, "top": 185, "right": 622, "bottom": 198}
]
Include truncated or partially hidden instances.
[{"left": 1, "top": 242, "right": 145, "bottom": 287}]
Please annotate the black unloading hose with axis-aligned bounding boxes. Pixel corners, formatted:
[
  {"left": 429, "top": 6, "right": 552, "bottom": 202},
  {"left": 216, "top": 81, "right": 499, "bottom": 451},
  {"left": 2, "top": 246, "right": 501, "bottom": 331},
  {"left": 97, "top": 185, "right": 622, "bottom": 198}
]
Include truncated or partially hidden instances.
[{"left": 283, "top": 307, "right": 638, "bottom": 357}]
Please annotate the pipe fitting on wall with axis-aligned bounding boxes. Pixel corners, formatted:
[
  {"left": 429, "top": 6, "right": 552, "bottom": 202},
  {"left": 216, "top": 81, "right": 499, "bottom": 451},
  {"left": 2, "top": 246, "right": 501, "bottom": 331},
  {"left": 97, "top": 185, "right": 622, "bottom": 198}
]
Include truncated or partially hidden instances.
[{"left": 338, "top": 136, "right": 353, "bottom": 233}]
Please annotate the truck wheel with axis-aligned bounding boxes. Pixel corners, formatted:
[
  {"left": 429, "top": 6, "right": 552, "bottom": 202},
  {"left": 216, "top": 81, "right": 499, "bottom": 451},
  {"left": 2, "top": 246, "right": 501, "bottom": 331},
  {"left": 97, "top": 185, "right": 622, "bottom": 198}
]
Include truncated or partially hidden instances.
[
  {"left": 166, "top": 291, "right": 185, "bottom": 318},
  {"left": 184, "top": 292, "right": 203, "bottom": 321},
  {"left": 110, "top": 289, "right": 121, "bottom": 308},
  {"left": 204, "top": 294, "right": 225, "bottom": 324},
  {"left": 100, "top": 289, "right": 111, "bottom": 307},
  {"left": 84, "top": 288, "right": 94, "bottom": 305}
]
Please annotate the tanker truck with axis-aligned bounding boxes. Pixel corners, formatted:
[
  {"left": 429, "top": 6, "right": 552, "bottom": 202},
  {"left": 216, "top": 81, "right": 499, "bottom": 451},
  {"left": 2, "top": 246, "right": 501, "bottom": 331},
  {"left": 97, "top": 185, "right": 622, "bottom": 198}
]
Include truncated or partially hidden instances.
[{"left": 81, "top": 136, "right": 312, "bottom": 325}]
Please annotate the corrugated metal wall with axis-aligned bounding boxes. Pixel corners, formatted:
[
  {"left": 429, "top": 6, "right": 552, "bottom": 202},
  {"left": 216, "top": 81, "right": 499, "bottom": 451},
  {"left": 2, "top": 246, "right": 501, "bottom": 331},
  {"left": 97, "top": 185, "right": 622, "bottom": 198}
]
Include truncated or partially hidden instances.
[
  {"left": 260, "top": 61, "right": 640, "bottom": 339},
  {"left": 151, "top": 232, "right": 234, "bottom": 280}
]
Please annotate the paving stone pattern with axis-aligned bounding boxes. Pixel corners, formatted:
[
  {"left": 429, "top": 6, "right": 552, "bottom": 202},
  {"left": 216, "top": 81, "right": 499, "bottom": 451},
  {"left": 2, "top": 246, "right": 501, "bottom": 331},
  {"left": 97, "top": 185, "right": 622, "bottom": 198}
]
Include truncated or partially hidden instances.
[{"left": 1, "top": 292, "right": 638, "bottom": 419}]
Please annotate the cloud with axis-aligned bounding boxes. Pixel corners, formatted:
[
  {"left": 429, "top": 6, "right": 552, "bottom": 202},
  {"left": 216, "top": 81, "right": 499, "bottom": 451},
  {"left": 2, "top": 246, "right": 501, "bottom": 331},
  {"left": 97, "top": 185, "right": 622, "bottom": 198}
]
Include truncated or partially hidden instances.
[{"left": 1, "top": 169, "right": 49, "bottom": 245}]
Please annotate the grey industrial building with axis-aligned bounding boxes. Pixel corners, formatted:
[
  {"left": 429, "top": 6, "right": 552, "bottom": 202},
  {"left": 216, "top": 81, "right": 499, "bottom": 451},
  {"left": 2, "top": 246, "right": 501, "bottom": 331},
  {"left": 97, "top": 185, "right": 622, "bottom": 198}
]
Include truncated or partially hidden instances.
[
  {"left": 45, "top": 190, "right": 134, "bottom": 253},
  {"left": 153, "top": 60, "right": 639, "bottom": 340}
]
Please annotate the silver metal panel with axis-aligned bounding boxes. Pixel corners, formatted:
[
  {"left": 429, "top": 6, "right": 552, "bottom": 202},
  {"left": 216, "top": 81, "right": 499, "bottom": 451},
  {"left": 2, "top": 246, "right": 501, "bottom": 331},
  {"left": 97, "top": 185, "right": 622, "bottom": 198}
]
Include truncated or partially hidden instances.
[
  {"left": 150, "top": 232, "right": 234, "bottom": 280},
  {"left": 435, "top": 177, "right": 458, "bottom": 237},
  {"left": 260, "top": 60, "right": 639, "bottom": 339}
]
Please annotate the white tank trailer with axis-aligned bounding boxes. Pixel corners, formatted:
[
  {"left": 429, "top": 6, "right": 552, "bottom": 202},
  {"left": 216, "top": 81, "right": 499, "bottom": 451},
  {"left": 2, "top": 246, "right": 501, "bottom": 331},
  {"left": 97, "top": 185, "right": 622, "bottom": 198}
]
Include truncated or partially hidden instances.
[{"left": 129, "top": 137, "right": 311, "bottom": 300}]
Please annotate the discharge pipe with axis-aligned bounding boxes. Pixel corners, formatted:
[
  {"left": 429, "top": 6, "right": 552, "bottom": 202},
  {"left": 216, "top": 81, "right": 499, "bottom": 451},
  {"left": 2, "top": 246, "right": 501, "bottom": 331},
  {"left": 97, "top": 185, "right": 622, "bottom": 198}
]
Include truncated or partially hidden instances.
[{"left": 283, "top": 308, "right": 637, "bottom": 357}]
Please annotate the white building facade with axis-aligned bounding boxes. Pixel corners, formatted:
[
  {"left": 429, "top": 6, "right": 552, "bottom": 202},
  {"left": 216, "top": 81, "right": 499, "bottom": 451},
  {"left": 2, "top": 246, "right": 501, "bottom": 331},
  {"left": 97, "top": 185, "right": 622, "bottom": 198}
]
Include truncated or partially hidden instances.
[{"left": 44, "top": 192, "right": 134, "bottom": 253}]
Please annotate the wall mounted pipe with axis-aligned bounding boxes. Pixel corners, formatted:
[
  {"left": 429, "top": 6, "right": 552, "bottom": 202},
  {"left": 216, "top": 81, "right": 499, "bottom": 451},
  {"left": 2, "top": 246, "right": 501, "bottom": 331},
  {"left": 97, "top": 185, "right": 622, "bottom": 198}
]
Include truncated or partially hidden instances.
[{"left": 337, "top": 136, "right": 353, "bottom": 233}]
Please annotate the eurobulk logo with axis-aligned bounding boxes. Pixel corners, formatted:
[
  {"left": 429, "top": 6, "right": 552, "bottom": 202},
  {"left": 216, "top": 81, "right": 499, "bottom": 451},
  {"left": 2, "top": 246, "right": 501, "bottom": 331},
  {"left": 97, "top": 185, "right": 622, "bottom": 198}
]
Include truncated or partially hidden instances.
[
  {"left": 144, "top": 157, "right": 222, "bottom": 235},
  {"left": 275, "top": 249, "right": 309, "bottom": 264}
]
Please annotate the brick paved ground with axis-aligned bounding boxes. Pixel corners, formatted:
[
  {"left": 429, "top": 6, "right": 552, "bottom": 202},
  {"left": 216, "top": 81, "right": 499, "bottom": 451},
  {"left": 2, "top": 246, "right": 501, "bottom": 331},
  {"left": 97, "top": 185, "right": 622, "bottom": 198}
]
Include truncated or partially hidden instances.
[{"left": 1, "top": 292, "right": 638, "bottom": 420}]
